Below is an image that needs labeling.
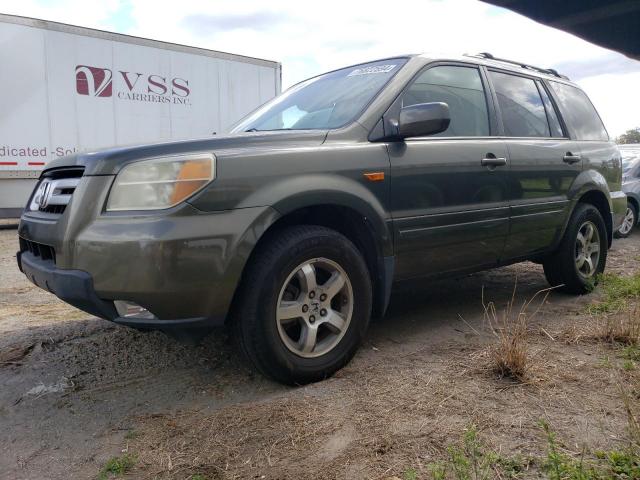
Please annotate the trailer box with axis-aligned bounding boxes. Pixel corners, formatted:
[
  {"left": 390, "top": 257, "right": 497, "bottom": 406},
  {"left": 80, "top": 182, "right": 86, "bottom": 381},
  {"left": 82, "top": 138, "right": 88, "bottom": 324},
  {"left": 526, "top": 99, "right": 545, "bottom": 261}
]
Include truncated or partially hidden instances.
[{"left": 0, "top": 14, "right": 281, "bottom": 217}]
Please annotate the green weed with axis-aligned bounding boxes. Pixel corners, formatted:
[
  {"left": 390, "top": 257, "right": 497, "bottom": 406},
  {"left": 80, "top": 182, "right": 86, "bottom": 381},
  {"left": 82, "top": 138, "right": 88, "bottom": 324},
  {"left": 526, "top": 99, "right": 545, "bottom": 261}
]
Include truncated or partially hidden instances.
[
  {"left": 97, "top": 453, "right": 136, "bottom": 479},
  {"left": 588, "top": 273, "right": 640, "bottom": 315},
  {"left": 540, "top": 420, "right": 640, "bottom": 479},
  {"left": 403, "top": 467, "right": 418, "bottom": 480},
  {"left": 428, "top": 462, "right": 447, "bottom": 480},
  {"left": 623, "top": 360, "right": 636, "bottom": 371},
  {"left": 622, "top": 344, "right": 640, "bottom": 361},
  {"left": 597, "top": 355, "right": 613, "bottom": 368},
  {"left": 423, "top": 425, "right": 524, "bottom": 479}
]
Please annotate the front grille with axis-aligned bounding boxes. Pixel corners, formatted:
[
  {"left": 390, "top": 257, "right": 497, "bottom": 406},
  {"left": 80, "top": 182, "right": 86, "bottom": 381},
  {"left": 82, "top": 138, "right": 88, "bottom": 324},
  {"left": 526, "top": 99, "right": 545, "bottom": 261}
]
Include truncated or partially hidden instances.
[
  {"left": 30, "top": 167, "right": 84, "bottom": 215},
  {"left": 19, "top": 238, "right": 56, "bottom": 263}
]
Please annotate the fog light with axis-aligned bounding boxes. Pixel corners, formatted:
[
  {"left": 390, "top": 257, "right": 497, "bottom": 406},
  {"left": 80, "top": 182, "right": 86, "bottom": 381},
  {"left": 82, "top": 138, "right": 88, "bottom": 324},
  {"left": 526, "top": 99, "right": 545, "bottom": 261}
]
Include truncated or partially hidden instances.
[{"left": 114, "top": 300, "right": 156, "bottom": 319}]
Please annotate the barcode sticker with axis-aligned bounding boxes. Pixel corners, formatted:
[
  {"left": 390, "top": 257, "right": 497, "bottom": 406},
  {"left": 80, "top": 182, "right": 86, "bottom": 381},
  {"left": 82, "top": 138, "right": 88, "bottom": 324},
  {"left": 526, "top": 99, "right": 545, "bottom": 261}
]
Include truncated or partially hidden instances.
[{"left": 347, "top": 64, "right": 397, "bottom": 77}]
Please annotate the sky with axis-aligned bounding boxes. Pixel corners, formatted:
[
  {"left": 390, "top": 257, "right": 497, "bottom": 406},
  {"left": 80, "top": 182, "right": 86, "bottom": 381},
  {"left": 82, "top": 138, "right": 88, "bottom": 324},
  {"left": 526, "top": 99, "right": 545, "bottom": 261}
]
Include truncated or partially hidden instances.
[{"left": 2, "top": 0, "right": 638, "bottom": 138}]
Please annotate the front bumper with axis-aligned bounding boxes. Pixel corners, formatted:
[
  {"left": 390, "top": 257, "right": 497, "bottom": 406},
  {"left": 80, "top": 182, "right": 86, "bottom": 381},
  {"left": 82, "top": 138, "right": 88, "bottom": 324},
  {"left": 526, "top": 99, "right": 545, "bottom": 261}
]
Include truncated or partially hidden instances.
[
  {"left": 17, "top": 250, "right": 211, "bottom": 330},
  {"left": 18, "top": 250, "right": 118, "bottom": 320},
  {"left": 18, "top": 201, "right": 280, "bottom": 329}
]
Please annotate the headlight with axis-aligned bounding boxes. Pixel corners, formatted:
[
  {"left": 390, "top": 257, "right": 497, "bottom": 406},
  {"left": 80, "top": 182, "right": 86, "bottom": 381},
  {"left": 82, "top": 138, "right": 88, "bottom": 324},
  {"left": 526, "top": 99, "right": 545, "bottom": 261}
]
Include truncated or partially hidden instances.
[{"left": 106, "top": 153, "right": 215, "bottom": 211}]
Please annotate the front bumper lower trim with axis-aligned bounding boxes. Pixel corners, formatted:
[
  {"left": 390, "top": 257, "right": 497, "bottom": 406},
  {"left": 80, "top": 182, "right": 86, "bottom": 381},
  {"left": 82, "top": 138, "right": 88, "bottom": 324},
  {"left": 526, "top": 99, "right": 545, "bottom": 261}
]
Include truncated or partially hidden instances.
[
  {"left": 17, "top": 251, "right": 216, "bottom": 336},
  {"left": 18, "top": 251, "right": 118, "bottom": 320}
]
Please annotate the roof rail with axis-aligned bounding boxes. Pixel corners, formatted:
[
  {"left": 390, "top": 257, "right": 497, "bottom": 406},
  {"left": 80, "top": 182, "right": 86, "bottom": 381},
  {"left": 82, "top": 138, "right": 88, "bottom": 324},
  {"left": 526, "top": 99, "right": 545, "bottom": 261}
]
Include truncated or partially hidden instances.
[{"left": 469, "top": 52, "right": 569, "bottom": 80}]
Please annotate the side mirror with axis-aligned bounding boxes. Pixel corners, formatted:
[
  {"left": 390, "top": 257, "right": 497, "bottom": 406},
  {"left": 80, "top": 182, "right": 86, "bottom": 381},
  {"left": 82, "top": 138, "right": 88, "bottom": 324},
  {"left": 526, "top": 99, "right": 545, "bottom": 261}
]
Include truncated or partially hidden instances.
[{"left": 398, "top": 102, "right": 450, "bottom": 139}]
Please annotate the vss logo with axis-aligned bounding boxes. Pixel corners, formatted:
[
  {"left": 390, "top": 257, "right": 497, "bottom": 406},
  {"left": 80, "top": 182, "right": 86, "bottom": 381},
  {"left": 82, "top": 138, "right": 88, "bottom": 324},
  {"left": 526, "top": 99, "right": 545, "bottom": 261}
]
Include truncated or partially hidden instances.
[
  {"left": 75, "top": 66, "right": 113, "bottom": 97},
  {"left": 74, "top": 65, "right": 190, "bottom": 104}
]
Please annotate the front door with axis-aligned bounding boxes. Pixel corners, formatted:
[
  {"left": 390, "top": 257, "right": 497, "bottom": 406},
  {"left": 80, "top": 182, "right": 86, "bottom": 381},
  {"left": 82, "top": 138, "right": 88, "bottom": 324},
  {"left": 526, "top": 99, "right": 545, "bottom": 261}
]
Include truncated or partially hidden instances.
[{"left": 388, "top": 64, "right": 510, "bottom": 279}]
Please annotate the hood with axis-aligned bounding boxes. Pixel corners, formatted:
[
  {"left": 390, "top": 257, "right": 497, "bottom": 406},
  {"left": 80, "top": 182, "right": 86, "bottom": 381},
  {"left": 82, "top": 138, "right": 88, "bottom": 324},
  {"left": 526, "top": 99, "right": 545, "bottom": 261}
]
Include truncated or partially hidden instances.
[{"left": 45, "top": 130, "right": 328, "bottom": 176}]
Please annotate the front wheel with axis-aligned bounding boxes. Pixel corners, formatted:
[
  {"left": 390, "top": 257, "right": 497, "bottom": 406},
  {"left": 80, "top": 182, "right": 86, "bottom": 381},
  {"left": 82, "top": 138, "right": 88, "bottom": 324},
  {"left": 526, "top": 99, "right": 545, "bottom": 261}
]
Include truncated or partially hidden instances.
[
  {"left": 232, "top": 225, "right": 372, "bottom": 384},
  {"left": 614, "top": 202, "right": 637, "bottom": 238},
  {"left": 543, "top": 203, "right": 607, "bottom": 294}
]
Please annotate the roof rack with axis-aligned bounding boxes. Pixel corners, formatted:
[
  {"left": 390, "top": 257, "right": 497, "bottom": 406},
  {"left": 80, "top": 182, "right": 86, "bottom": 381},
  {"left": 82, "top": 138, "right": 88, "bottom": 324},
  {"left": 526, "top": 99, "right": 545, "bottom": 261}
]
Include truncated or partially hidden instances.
[{"left": 469, "top": 52, "right": 569, "bottom": 80}]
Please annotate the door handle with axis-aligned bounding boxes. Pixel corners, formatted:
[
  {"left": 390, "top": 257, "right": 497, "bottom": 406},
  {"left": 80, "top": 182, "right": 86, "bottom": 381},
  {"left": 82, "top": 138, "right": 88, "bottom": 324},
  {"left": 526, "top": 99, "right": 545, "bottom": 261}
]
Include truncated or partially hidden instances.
[
  {"left": 481, "top": 156, "right": 507, "bottom": 167},
  {"left": 563, "top": 153, "right": 581, "bottom": 164}
]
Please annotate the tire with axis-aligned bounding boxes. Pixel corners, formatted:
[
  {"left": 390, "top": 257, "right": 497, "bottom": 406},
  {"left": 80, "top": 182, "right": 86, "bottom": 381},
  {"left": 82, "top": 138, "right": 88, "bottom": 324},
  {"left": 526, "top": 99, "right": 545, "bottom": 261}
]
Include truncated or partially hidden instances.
[
  {"left": 231, "top": 225, "right": 372, "bottom": 385},
  {"left": 543, "top": 203, "right": 608, "bottom": 294},
  {"left": 614, "top": 202, "right": 637, "bottom": 239}
]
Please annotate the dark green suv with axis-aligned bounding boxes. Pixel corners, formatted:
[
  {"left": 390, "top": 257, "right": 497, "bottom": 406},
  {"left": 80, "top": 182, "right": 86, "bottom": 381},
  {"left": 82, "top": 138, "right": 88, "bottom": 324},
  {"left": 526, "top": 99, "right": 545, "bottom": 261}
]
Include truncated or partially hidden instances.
[{"left": 17, "top": 53, "right": 626, "bottom": 384}]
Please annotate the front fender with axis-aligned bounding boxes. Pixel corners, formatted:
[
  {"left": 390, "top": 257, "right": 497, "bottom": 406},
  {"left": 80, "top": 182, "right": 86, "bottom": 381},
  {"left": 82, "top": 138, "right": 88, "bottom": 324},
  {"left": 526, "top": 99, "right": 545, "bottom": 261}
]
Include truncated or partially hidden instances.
[{"left": 237, "top": 173, "right": 393, "bottom": 257}]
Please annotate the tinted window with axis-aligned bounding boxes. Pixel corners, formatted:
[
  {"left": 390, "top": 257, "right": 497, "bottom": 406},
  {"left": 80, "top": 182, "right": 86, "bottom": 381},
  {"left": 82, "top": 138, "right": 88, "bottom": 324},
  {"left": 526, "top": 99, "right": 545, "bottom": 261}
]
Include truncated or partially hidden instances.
[
  {"left": 489, "top": 71, "right": 549, "bottom": 137},
  {"left": 402, "top": 66, "right": 489, "bottom": 137},
  {"left": 538, "top": 82, "right": 564, "bottom": 137},
  {"left": 549, "top": 82, "right": 608, "bottom": 141}
]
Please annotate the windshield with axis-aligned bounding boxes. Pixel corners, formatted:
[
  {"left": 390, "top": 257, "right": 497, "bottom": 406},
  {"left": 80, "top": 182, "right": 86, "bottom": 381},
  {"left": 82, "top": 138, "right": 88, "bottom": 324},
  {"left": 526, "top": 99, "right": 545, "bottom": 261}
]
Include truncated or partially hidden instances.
[{"left": 231, "top": 58, "right": 408, "bottom": 133}]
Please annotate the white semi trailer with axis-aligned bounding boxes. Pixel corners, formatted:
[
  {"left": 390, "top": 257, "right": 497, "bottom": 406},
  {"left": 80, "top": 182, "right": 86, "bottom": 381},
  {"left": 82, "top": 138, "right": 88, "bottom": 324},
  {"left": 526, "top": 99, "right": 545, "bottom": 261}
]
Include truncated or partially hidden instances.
[{"left": 0, "top": 14, "right": 281, "bottom": 217}]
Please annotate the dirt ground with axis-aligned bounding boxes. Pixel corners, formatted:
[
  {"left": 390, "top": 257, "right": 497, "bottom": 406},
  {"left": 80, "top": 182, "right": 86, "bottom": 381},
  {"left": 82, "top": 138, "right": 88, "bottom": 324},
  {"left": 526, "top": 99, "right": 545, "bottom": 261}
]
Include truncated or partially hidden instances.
[{"left": 0, "top": 226, "right": 639, "bottom": 479}]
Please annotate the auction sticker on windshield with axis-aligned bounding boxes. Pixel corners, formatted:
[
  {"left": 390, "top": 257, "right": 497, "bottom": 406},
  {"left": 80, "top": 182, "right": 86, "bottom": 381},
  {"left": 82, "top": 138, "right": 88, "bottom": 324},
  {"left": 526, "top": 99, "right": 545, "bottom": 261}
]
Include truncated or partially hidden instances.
[{"left": 348, "top": 64, "right": 397, "bottom": 76}]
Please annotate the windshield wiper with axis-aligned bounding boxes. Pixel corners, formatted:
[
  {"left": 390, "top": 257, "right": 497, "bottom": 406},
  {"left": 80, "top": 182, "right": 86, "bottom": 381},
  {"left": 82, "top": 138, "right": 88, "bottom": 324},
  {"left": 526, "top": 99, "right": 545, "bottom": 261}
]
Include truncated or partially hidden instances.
[{"left": 245, "top": 128, "right": 260, "bottom": 132}]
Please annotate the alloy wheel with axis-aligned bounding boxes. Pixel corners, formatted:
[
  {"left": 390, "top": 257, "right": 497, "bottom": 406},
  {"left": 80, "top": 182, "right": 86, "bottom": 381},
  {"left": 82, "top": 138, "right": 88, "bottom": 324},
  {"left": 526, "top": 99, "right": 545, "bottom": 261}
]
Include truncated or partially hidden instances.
[
  {"left": 618, "top": 206, "right": 636, "bottom": 236},
  {"left": 276, "top": 258, "right": 353, "bottom": 358},
  {"left": 575, "top": 220, "right": 601, "bottom": 279}
]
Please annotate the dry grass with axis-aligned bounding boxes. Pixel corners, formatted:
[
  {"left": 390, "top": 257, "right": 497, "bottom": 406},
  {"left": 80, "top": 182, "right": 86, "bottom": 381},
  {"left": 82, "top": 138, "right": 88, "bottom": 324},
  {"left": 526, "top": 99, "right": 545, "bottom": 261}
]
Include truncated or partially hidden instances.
[
  {"left": 599, "top": 306, "right": 640, "bottom": 345},
  {"left": 486, "top": 312, "right": 528, "bottom": 381},
  {"left": 620, "top": 379, "right": 640, "bottom": 447},
  {"left": 124, "top": 346, "right": 638, "bottom": 480},
  {"left": 482, "top": 282, "right": 553, "bottom": 382},
  {"left": 121, "top": 278, "right": 639, "bottom": 479},
  {"left": 567, "top": 304, "right": 640, "bottom": 347},
  {"left": 126, "top": 365, "right": 469, "bottom": 479},
  {"left": 563, "top": 273, "right": 640, "bottom": 347},
  {"left": 0, "top": 301, "right": 86, "bottom": 321}
]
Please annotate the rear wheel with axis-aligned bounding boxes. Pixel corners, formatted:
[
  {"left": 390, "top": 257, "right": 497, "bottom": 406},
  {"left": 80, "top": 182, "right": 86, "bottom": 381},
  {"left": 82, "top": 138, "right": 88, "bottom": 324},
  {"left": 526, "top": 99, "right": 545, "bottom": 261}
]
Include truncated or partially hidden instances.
[
  {"left": 614, "top": 202, "right": 637, "bottom": 238},
  {"left": 543, "top": 203, "right": 607, "bottom": 294},
  {"left": 232, "top": 225, "right": 372, "bottom": 384}
]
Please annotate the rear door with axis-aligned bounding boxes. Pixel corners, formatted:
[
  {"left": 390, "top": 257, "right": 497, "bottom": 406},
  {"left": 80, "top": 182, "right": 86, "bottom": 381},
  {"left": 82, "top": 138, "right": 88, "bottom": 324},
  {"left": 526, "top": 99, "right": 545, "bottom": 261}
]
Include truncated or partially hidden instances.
[
  {"left": 486, "top": 69, "right": 582, "bottom": 260},
  {"left": 388, "top": 63, "right": 510, "bottom": 279}
]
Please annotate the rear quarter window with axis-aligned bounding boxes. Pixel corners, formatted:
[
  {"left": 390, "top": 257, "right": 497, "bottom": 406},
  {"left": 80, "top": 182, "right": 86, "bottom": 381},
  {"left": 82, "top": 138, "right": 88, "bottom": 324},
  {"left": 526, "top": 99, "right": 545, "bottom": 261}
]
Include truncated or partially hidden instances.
[{"left": 549, "top": 82, "right": 608, "bottom": 141}]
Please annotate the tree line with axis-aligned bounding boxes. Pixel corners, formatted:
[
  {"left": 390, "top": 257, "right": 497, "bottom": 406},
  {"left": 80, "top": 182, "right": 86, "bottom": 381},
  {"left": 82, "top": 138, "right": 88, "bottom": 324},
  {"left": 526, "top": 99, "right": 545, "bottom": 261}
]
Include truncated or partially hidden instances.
[{"left": 616, "top": 127, "right": 640, "bottom": 144}]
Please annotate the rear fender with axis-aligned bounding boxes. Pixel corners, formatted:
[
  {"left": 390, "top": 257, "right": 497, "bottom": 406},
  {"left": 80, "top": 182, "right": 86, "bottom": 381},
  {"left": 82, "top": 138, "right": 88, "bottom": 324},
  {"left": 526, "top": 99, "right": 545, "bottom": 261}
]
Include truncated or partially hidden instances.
[{"left": 561, "top": 169, "right": 614, "bottom": 247}]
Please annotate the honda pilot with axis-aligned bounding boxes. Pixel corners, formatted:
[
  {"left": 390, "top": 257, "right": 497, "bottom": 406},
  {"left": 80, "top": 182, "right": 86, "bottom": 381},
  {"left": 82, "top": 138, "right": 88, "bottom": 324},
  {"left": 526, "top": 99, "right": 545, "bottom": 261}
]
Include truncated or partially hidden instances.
[{"left": 17, "top": 53, "right": 626, "bottom": 384}]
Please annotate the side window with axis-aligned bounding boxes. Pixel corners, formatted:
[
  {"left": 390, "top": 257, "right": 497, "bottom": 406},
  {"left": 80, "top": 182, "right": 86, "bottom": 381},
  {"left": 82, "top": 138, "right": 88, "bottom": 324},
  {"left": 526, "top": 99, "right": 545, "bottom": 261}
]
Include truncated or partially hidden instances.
[
  {"left": 489, "top": 71, "right": 550, "bottom": 137},
  {"left": 549, "top": 82, "right": 608, "bottom": 141},
  {"left": 537, "top": 82, "right": 564, "bottom": 138},
  {"left": 402, "top": 65, "right": 490, "bottom": 137}
]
